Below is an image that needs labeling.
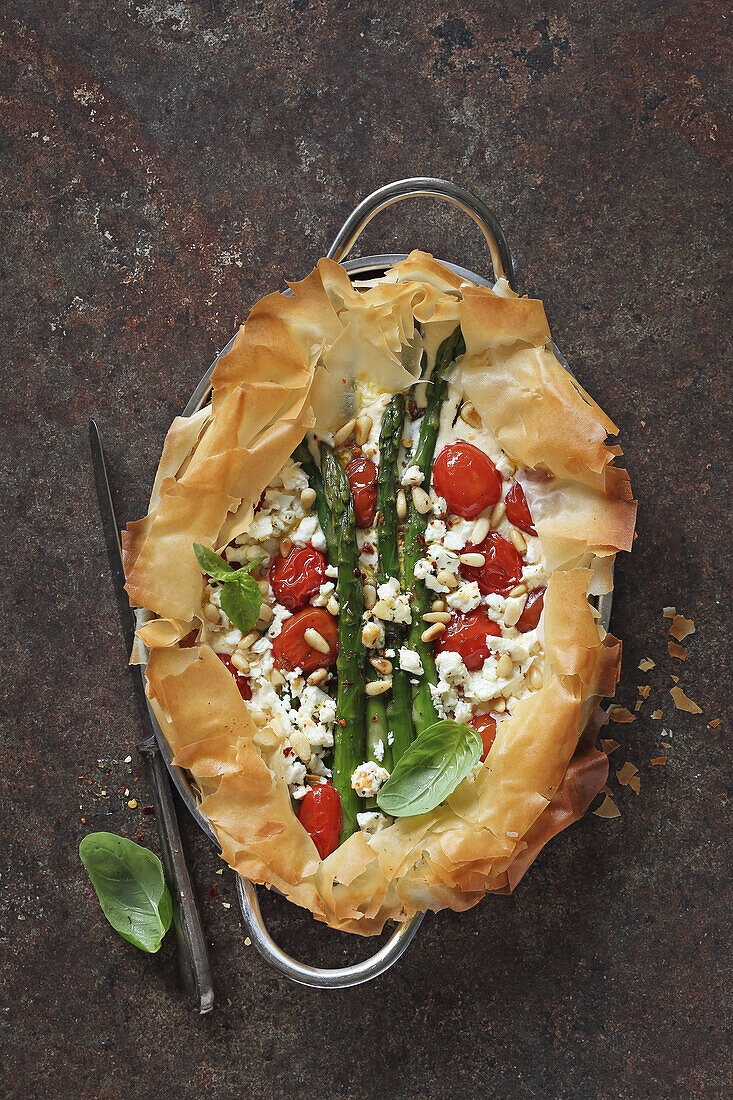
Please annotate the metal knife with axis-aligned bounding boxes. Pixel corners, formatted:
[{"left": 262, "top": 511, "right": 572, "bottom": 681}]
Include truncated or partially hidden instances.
[{"left": 89, "top": 420, "right": 214, "bottom": 1014}]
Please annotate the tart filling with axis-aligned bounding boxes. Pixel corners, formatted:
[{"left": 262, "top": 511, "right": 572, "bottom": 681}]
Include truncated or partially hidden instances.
[{"left": 123, "top": 252, "right": 636, "bottom": 935}]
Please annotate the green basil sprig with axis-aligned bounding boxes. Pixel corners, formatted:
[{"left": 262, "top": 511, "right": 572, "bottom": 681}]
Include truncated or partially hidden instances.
[
  {"left": 376, "top": 719, "right": 482, "bottom": 818},
  {"left": 193, "top": 542, "right": 262, "bottom": 634},
  {"left": 79, "top": 832, "right": 172, "bottom": 953}
]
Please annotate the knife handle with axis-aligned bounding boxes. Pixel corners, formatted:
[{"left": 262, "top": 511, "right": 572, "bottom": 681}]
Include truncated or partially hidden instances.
[{"left": 137, "top": 735, "right": 214, "bottom": 1014}]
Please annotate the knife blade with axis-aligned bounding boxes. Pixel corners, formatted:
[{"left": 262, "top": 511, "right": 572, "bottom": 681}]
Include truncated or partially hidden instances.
[{"left": 89, "top": 420, "right": 214, "bottom": 1014}]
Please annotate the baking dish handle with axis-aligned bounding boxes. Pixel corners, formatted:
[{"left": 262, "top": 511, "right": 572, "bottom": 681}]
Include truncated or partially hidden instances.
[
  {"left": 327, "top": 177, "right": 514, "bottom": 285},
  {"left": 236, "top": 876, "right": 423, "bottom": 989}
]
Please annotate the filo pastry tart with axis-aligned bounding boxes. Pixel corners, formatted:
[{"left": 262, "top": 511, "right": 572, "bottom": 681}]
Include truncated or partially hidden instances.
[{"left": 123, "top": 252, "right": 636, "bottom": 936}]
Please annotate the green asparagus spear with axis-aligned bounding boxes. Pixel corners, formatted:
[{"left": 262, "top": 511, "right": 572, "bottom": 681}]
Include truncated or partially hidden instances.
[
  {"left": 292, "top": 439, "right": 338, "bottom": 565},
  {"left": 404, "top": 327, "right": 466, "bottom": 736},
  {"left": 364, "top": 394, "right": 405, "bottom": 788},
  {"left": 320, "top": 443, "right": 366, "bottom": 843}
]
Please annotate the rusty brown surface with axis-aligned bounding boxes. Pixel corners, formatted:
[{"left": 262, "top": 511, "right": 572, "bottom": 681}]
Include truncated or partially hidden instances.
[{"left": 1, "top": 2, "right": 730, "bottom": 1097}]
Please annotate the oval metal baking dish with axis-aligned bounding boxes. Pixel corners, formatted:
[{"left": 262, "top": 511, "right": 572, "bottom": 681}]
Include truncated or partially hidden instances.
[{"left": 138, "top": 178, "right": 613, "bottom": 989}]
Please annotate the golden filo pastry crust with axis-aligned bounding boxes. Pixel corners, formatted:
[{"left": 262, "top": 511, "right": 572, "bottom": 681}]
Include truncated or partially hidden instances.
[{"left": 123, "top": 251, "right": 636, "bottom": 935}]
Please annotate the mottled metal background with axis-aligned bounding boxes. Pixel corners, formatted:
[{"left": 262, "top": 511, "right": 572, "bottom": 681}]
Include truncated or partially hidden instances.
[{"left": 1, "top": 1, "right": 730, "bottom": 1097}]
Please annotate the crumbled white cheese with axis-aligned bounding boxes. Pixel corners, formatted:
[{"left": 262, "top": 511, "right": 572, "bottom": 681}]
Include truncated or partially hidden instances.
[
  {"left": 432, "top": 495, "right": 447, "bottom": 516},
  {"left": 413, "top": 558, "right": 434, "bottom": 581},
  {"left": 325, "top": 564, "right": 338, "bottom": 579},
  {"left": 424, "top": 519, "right": 447, "bottom": 543},
  {"left": 401, "top": 464, "right": 424, "bottom": 487},
  {"left": 442, "top": 518, "right": 475, "bottom": 551},
  {"left": 351, "top": 761, "right": 390, "bottom": 798},
  {"left": 357, "top": 811, "right": 390, "bottom": 835},
  {"left": 399, "top": 647, "right": 424, "bottom": 676},
  {"left": 373, "top": 577, "right": 412, "bottom": 623},
  {"left": 447, "top": 581, "right": 482, "bottom": 613},
  {"left": 280, "top": 458, "right": 309, "bottom": 492},
  {"left": 373, "top": 738, "right": 385, "bottom": 763},
  {"left": 311, "top": 581, "right": 335, "bottom": 607},
  {"left": 426, "top": 543, "right": 460, "bottom": 573}
]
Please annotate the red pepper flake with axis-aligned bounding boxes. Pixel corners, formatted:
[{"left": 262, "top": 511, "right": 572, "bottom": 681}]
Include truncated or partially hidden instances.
[
  {"left": 142, "top": 805, "right": 154, "bottom": 815},
  {"left": 209, "top": 885, "right": 219, "bottom": 898},
  {"left": 136, "top": 833, "right": 144, "bottom": 841},
  {"left": 407, "top": 399, "right": 421, "bottom": 421},
  {"left": 338, "top": 719, "right": 346, "bottom": 726},
  {"left": 283, "top": 747, "right": 294, "bottom": 757}
]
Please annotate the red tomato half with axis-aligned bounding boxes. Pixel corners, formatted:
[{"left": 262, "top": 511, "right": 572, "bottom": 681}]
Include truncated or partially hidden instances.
[
  {"left": 346, "top": 452, "right": 378, "bottom": 528},
  {"left": 432, "top": 441, "right": 502, "bottom": 519},
  {"left": 272, "top": 607, "right": 339, "bottom": 673},
  {"left": 298, "top": 782, "right": 342, "bottom": 859},
  {"left": 470, "top": 712, "right": 497, "bottom": 761},
  {"left": 516, "top": 587, "right": 545, "bottom": 633},
  {"left": 217, "top": 653, "right": 252, "bottom": 700},
  {"left": 460, "top": 531, "right": 524, "bottom": 596},
  {"left": 505, "top": 482, "right": 537, "bottom": 535},
  {"left": 269, "top": 544, "right": 327, "bottom": 611},
  {"left": 435, "top": 610, "right": 501, "bottom": 672}
]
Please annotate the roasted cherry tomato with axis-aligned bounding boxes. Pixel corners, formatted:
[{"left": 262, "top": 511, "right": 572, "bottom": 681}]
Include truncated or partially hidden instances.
[
  {"left": 460, "top": 531, "right": 524, "bottom": 596},
  {"left": 432, "top": 441, "right": 502, "bottom": 519},
  {"left": 217, "top": 652, "right": 252, "bottom": 700},
  {"left": 346, "top": 452, "right": 378, "bottom": 529},
  {"left": 297, "top": 782, "right": 342, "bottom": 860},
  {"left": 272, "top": 607, "right": 339, "bottom": 673},
  {"left": 516, "top": 586, "right": 545, "bottom": 633},
  {"left": 505, "top": 482, "right": 537, "bottom": 535},
  {"left": 435, "top": 609, "right": 501, "bottom": 671},
  {"left": 470, "top": 712, "right": 497, "bottom": 761},
  {"left": 269, "top": 544, "right": 327, "bottom": 611}
]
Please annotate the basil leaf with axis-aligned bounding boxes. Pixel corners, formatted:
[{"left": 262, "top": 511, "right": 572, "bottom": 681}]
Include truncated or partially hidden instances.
[
  {"left": 376, "top": 719, "right": 482, "bottom": 818},
  {"left": 79, "top": 832, "right": 172, "bottom": 953},
  {"left": 193, "top": 542, "right": 233, "bottom": 581},
  {"left": 220, "top": 573, "right": 262, "bottom": 634}
]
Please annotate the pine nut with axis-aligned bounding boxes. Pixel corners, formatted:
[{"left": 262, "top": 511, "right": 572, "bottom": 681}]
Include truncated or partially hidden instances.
[
  {"left": 401, "top": 437, "right": 413, "bottom": 449},
  {"left": 363, "top": 583, "right": 377, "bottom": 610},
  {"left": 412, "top": 486, "right": 432, "bottom": 514},
  {"left": 527, "top": 664, "right": 543, "bottom": 690},
  {"left": 497, "top": 653, "right": 513, "bottom": 678},
  {"left": 279, "top": 536, "right": 293, "bottom": 558},
  {"left": 326, "top": 596, "right": 339, "bottom": 616},
  {"left": 490, "top": 501, "right": 506, "bottom": 528},
  {"left": 238, "top": 630, "right": 260, "bottom": 650},
  {"left": 460, "top": 553, "right": 485, "bottom": 567},
  {"left": 258, "top": 579, "right": 270, "bottom": 596},
  {"left": 421, "top": 623, "right": 446, "bottom": 643},
  {"left": 333, "top": 418, "right": 356, "bottom": 445},
  {"left": 370, "top": 657, "right": 393, "bottom": 675},
  {"left": 431, "top": 599, "right": 446, "bottom": 612},
  {"left": 423, "top": 611, "right": 451, "bottom": 623},
  {"left": 362, "top": 621, "right": 382, "bottom": 648},
  {"left": 230, "top": 650, "right": 249, "bottom": 672},
  {"left": 460, "top": 402, "right": 482, "bottom": 429},
  {"left": 290, "top": 730, "right": 311, "bottom": 763},
  {"left": 436, "top": 569, "right": 459, "bottom": 590},
  {"left": 307, "top": 667, "right": 328, "bottom": 686},
  {"left": 471, "top": 516, "right": 490, "bottom": 545},
  {"left": 304, "top": 627, "right": 330, "bottom": 654},
  {"left": 270, "top": 669, "right": 286, "bottom": 687},
  {"left": 301, "top": 487, "right": 316, "bottom": 511},
  {"left": 508, "top": 529, "right": 526, "bottom": 554},
  {"left": 355, "top": 414, "right": 373, "bottom": 446},
  {"left": 251, "top": 710, "right": 268, "bottom": 728},
  {"left": 365, "top": 678, "right": 392, "bottom": 696},
  {"left": 257, "top": 603, "right": 274, "bottom": 625},
  {"left": 203, "top": 602, "right": 219, "bottom": 623},
  {"left": 493, "top": 698, "right": 507, "bottom": 714},
  {"left": 396, "top": 490, "right": 407, "bottom": 519},
  {"left": 508, "top": 584, "right": 527, "bottom": 597}
]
